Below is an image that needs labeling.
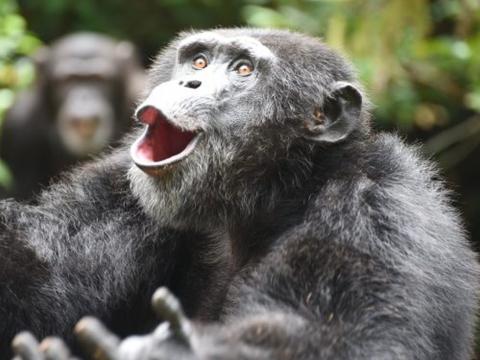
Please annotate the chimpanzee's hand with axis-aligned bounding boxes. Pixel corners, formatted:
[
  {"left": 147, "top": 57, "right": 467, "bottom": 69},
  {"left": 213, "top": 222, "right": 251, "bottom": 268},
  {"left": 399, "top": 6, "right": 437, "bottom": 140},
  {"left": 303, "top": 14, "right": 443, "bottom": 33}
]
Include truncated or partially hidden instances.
[{"left": 11, "top": 288, "right": 198, "bottom": 360}]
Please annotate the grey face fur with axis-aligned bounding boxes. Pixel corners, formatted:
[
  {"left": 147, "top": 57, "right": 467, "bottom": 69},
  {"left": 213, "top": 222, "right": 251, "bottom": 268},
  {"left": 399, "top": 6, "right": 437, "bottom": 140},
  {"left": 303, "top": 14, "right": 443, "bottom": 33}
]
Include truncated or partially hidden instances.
[{"left": 129, "top": 29, "right": 366, "bottom": 230}]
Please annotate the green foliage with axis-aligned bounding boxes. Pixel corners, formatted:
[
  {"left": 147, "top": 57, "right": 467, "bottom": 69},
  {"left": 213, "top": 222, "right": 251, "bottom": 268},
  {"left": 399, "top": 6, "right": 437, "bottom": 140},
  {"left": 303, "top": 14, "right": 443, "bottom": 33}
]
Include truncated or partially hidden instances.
[{"left": 0, "top": 0, "right": 41, "bottom": 188}]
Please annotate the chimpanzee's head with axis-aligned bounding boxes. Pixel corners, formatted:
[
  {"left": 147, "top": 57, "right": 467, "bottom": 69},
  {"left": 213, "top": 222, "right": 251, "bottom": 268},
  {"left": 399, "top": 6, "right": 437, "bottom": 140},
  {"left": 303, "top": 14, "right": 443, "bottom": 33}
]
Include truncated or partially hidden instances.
[
  {"left": 129, "top": 28, "right": 369, "bottom": 229},
  {"left": 36, "top": 33, "right": 145, "bottom": 157}
]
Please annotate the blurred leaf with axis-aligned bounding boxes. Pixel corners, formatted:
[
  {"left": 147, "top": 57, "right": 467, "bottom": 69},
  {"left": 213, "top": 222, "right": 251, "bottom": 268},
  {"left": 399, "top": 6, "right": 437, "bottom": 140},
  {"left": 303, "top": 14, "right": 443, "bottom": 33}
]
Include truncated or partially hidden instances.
[
  {"left": 465, "top": 91, "right": 480, "bottom": 113},
  {"left": 17, "top": 33, "right": 41, "bottom": 54},
  {"left": 0, "top": 0, "right": 41, "bottom": 187},
  {"left": 326, "top": 14, "right": 347, "bottom": 51},
  {"left": 242, "top": 6, "right": 290, "bottom": 28},
  {"left": 3, "top": 14, "right": 26, "bottom": 36},
  {"left": 0, "top": 159, "right": 12, "bottom": 189},
  {"left": 0, "top": 88, "right": 15, "bottom": 114}
]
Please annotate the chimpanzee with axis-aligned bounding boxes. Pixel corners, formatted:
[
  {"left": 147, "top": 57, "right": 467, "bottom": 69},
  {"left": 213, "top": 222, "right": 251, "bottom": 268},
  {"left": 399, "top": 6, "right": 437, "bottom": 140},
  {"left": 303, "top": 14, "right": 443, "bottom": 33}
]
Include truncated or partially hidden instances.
[
  {"left": 0, "top": 32, "right": 145, "bottom": 200},
  {"left": 1, "top": 28, "right": 479, "bottom": 360}
]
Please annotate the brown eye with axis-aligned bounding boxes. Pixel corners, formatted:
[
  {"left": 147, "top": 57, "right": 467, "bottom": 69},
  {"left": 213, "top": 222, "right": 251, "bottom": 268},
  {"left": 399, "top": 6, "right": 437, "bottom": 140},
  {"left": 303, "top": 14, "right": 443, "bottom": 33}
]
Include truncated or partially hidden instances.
[
  {"left": 236, "top": 63, "right": 253, "bottom": 76},
  {"left": 192, "top": 55, "right": 208, "bottom": 70}
]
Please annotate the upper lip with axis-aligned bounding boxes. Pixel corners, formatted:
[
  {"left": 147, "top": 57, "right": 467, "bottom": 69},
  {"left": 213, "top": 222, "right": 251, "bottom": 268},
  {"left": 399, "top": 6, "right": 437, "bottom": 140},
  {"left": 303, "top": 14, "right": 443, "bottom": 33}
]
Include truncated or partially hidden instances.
[{"left": 130, "top": 105, "right": 202, "bottom": 170}]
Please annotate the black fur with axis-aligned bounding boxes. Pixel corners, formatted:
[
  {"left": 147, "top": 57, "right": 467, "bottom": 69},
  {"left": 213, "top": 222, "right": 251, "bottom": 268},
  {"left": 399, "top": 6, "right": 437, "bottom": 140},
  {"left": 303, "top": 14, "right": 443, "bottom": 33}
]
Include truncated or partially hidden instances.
[{"left": 1, "top": 28, "right": 479, "bottom": 360}]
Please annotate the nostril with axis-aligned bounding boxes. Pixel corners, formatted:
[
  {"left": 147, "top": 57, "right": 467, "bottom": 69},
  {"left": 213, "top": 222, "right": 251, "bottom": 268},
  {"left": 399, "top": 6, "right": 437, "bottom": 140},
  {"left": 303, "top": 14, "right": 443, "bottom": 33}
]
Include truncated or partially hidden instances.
[
  {"left": 136, "top": 106, "right": 160, "bottom": 126},
  {"left": 185, "top": 80, "right": 201, "bottom": 89}
]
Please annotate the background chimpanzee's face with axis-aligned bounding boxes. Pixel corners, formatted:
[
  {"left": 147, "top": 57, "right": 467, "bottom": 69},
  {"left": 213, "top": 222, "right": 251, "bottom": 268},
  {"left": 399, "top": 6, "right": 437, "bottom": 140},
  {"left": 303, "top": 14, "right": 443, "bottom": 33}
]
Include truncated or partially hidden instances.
[
  {"left": 48, "top": 38, "right": 120, "bottom": 157},
  {"left": 39, "top": 34, "right": 144, "bottom": 158},
  {"left": 52, "top": 74, "right": 116, "bottom": 157}
]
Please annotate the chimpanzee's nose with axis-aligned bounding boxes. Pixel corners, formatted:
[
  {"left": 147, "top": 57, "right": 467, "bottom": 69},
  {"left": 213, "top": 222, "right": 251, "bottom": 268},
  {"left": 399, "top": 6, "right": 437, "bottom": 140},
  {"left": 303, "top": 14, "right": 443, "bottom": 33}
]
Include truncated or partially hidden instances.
[{"left": 184, "top": 80, "right": 201, "bottom": 89}]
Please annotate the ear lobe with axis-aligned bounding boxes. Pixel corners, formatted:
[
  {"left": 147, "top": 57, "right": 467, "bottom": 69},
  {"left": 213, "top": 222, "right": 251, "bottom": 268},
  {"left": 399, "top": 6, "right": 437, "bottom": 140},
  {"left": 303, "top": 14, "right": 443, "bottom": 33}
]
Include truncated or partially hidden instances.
[
  {"left": 305, "top": 81, "right": 363, "bottom": 143},
  {"left": 31, "top": 47, "right": 50, "bottom": 91},
  {"left": 33, "top": 47, "right": 50, "bottom": 69}
]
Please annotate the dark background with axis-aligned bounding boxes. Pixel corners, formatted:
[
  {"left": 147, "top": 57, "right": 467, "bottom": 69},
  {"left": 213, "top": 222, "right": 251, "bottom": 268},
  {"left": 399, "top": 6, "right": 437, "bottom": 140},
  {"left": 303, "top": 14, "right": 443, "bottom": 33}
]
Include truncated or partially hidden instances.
[{"left": 1, "top": 0, "right": 479, "bottom": 353}]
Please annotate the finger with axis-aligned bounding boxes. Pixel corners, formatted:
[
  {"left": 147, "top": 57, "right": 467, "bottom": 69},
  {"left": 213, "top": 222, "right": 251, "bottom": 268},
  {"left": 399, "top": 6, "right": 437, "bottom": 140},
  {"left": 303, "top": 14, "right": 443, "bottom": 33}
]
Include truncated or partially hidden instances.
[
  {"left": 74, "top": 317, "right": 120, "bottom": 360},
  {"left": 11, "top": 332, "right": 44, "bottom": 360},
  {"left": 151, "top": 287, "right": 192, "bottom": 346},
  {"left": 39, "top": 337, "right": 71, "bottom": 360}
]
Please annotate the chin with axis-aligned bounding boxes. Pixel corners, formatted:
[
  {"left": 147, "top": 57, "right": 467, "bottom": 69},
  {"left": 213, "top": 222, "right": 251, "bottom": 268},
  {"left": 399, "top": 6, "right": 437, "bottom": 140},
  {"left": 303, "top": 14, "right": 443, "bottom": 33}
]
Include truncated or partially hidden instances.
[{"left": 128, "top": 141, "right": 215, "bottom": 230}]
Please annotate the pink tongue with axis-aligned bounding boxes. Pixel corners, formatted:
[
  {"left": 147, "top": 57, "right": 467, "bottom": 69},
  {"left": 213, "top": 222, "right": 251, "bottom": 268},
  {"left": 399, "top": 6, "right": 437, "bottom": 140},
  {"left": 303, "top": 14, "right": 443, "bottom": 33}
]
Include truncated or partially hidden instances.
[{"left": 137, "top": 107, "right": 195, "bottom": 162}]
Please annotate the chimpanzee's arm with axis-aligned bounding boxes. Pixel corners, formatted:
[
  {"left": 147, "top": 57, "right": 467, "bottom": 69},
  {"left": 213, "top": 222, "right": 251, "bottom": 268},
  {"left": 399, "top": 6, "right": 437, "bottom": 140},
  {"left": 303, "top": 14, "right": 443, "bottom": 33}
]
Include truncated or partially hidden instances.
[
  {"left": 18, "top": 228, "right": 477, "bottom": 360},
  {"left": 0, "top": 150, "right": 180, "bottom": 355}
]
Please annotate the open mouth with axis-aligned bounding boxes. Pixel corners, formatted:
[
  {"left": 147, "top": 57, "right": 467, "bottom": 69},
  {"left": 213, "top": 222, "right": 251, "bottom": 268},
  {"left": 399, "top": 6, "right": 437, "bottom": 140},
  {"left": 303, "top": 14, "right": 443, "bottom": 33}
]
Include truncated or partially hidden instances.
[{"left": 130, "top": 106, "right": 201, "bottom": 173}]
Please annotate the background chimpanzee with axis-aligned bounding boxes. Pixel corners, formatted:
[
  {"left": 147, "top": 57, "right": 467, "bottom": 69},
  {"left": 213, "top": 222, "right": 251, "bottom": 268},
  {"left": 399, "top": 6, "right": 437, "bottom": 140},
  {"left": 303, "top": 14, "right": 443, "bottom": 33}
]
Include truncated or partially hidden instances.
[{"left": 0, "top": 32, "right": 145, "bottom": 200}]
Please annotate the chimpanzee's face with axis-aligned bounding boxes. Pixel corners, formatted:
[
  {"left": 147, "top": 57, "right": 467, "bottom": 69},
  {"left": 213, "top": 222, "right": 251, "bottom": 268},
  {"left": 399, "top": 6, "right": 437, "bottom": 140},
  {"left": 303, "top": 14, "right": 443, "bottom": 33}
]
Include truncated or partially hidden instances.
[
  {"left": 49, "top": 44, "right": 120, "bottom": 157},
  {"left": 130, "top": 32, "right": 278, "bottom": 177}
]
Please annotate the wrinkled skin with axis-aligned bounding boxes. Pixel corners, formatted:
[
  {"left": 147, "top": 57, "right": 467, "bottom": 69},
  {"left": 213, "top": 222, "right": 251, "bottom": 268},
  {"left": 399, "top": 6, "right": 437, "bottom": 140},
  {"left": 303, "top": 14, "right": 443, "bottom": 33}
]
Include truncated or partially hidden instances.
[{"left": 1, "top": 28, "right": 479, "bottom": 360}]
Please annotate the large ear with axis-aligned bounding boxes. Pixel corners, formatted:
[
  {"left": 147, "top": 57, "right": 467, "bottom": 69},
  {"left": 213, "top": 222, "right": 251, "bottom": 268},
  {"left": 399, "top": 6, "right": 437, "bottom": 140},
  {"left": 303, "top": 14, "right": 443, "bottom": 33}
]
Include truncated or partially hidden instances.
[
  {"left": 115, "top": 41, "right": 147, "bottom": 104},
  {"left": 32, "top": 46, "right": 50, "bottom": 90},
  {"left": 305, "top": 81, "right": 363, "bottom": 143}
]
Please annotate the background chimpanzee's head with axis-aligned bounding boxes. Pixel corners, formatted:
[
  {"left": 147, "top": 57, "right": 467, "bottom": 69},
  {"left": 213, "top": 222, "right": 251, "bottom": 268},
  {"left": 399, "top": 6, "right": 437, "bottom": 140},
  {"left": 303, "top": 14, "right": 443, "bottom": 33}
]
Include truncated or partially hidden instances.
[{"left": 35, "top": 33, "right": 145, "bottom": 157}]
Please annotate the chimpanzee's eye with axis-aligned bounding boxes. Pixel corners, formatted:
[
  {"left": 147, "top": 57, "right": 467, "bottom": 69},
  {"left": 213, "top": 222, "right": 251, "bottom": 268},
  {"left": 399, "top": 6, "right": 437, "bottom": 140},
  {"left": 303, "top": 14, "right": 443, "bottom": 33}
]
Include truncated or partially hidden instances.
[
  {"left": 235, "top": 63, "right": 253, "bottom": 76},
  {"left": 192, "top": 55, "right": 208, "bottom": 70},
  {"left": 234, "top": 60, "right": 254, "bottom": 76}
]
